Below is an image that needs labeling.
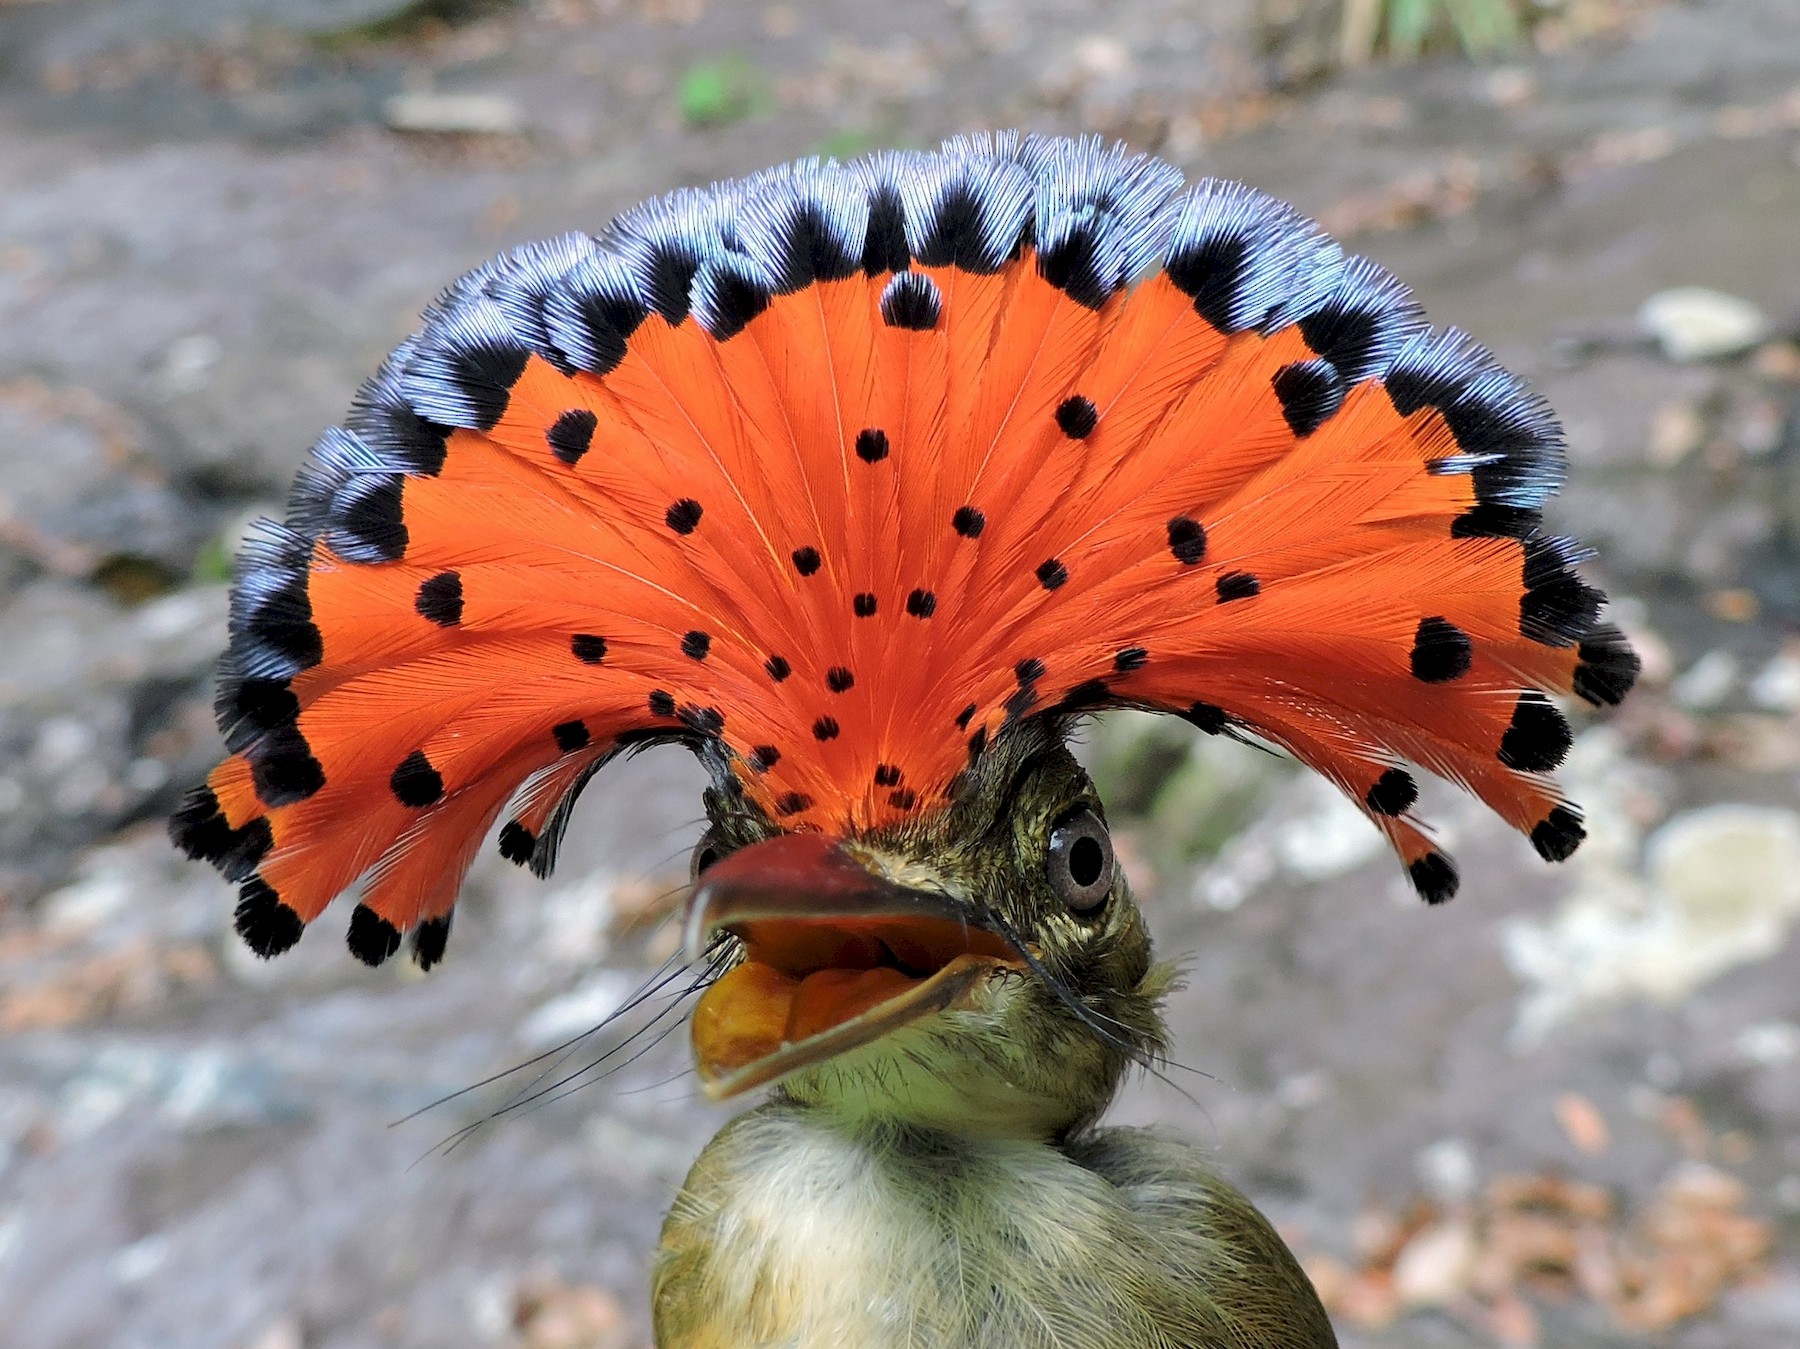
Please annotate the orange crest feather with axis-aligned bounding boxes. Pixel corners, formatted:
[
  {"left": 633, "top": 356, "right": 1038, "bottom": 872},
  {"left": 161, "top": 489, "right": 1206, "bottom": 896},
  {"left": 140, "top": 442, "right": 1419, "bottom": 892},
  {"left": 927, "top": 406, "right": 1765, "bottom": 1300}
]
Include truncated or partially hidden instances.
[{"left": 170, "top": 133, "right": 1638, "bottom": 968}]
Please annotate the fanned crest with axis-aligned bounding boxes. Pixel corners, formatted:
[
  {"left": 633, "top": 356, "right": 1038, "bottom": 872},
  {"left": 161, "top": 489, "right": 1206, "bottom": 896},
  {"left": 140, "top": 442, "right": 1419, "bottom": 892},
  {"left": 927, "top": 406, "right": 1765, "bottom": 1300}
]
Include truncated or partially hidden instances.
[{"left": 173, "top": 133, "right": 1638, "bottom": 967}]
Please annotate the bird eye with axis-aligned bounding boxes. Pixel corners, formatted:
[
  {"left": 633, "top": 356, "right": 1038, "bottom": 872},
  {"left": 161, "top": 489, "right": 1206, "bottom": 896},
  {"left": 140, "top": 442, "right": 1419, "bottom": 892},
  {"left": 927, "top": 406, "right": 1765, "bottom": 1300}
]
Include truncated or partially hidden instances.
[
  {"left": 690, "top": 834, "right": 723, "bottom": 881},
  {"left": 1047, "top": 808, "right": 1113, "bottom": 914}
]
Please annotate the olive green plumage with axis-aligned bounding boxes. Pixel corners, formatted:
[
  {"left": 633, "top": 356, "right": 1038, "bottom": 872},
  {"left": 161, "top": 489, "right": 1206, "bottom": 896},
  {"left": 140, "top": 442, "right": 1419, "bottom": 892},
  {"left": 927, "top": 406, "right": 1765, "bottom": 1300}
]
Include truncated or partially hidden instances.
[{"left": 654, "top": 721, "right": 1337, "bottom": 1348}]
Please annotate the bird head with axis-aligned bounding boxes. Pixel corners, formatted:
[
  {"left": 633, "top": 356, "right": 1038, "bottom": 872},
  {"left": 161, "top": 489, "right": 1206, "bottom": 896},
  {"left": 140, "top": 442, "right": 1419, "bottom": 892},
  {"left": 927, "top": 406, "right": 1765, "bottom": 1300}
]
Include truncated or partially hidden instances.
[
  {"left": 685, "top": 718, "right": 1161, "bottom": 1136},
  {"left": 170, "top": 132, "right": 1637, "bottom": 1136}
]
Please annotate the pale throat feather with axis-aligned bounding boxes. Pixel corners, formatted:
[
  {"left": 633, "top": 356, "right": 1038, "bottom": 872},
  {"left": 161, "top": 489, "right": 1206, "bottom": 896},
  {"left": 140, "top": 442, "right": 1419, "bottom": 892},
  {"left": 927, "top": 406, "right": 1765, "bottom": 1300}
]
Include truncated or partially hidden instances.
[{"left": 654, "top": 1099, "right": 1334, "bottom": 1349}]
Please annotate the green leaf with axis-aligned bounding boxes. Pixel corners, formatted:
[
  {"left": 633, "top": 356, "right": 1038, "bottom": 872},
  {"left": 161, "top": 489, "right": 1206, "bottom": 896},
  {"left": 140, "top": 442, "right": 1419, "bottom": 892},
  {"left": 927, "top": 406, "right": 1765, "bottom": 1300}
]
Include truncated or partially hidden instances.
[
  {"left": 678, "top": 56, "right": 770, "bottom": 129},
  {"left": 1374, "top": 0, "right": 1521, "bottom": 61},
  {"left": 813, "top": 128, "right": 878, "bottom": 161},
  {"left": 192, "top": 537, "right": 234, "bottom": 584},
  {"left": 1386, "top": 0, "right": 1435, "bottom": 58}
]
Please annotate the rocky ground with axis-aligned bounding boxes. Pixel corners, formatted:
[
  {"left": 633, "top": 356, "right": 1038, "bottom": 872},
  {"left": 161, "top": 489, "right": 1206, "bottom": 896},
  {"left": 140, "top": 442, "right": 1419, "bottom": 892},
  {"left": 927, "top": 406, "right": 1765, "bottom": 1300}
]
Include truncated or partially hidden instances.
[{"left": 0, "top": 0, "right": 1797, "bottom": 1345}]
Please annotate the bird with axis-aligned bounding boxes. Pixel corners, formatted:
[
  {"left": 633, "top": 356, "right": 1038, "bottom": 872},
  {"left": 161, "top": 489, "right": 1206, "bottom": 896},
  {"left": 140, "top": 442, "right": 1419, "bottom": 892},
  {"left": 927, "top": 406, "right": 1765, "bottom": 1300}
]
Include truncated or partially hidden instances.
[{"left": 171, "top": 132, "right": 1638, "bottom": 1348}]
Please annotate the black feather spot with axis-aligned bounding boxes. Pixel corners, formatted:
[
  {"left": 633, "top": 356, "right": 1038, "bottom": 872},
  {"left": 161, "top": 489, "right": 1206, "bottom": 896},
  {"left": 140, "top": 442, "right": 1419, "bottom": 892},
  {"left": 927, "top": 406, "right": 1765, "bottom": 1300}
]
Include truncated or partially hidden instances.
[
  {"left": 905, "top": 588, "right": 936, "bottom": 618},
  {"left": 346, "top": 903, "right": 402, "bottom": 967},
  {"left": 915, "top": 182, "right": 999, "bottom": 272},
  {"left": 953, "top": 506, "right": 985, "bottom": 538},
  {"left": 874, "top": 763, "right": 903, "bottom": 787},
  {"left": 174, "top": 795, "right": 271, "bottom": 882},
  {"left": 826, "top": 666, "right": 855, "bottom": 693},
  {"left": 1365, "top": 767, "right": 1418, "bottom": 817},
  {"left": 1167, "top": 516, "right": 1207, "bottom": 566},
  {"left": 748, "top": 744, "right": 780, "bottom": 772},
  {"left": 702, "top": 266, "right": 771, "bottom": 340},
  {"left": 217, "top": 677, "right": 300, "bottom": 752},
  {"left": 879, "top": 271, "right": 940, "bottom": 330},
  {"left": 249, "top": 724, "right": 325, "bottom": 807},
  {"left": 1062, "top": 678, "right": 1111, "bottom": 708},
  {"left": 1572, "top": 625, "right": 1640, "bottom": 708},
  {"left": 1113, "top": 647, "right": 1148, "bottom": 672},
  {"left": 547, "top": 408, "right": 597, "bottom": 465},
  {"left": 680, "top": 704, "right": 724, "bottom": 736},
  {"left": 221, "top": 820, "right": 274, "bottom": 882},
  {"left": 571, "top": 633, "right": 607, "bottom": 664},
  {"left": 762, "top": 656, "right": 791, "bottom": 684},
  {"left": 390, "top": 749, "right": 444, "bottom": 807},
  {"left": 1165, "top": 233, "right": 1250, "bottom": 332},
  {"left": 1036, "top": 558, "right": 1069, "bottom": 590},
  {"left": 855, "top": 428, "right": 890, "bottom": 463},
  {"left": 1520, "top": 536, "right": 1603, "bottom": 647},
  {"left": 498, "top": 820, "right": 536, "bottom": 864},
  {"left": 235, "top": 876, "right": 303, "bottom": 958},
  {"left": 414, "top": 571, "right": 464, "bottom": 627},
  {"left": 1038, "top": 222, "right": 1109, "bottom": 309},
  {"left": 1452, "top": 502, "right": 1540, "bottom": 540},
  {"left": 955, "top": 703, "right": 977, "bottom": 730},
  {"left": 1003, "top": 684, "right": 1038, "bottom": 722},
  {"left": 853, "top": 593, "right": 878, "bottom": 618},
  {"left": 1215, "top": 571, "right": 1261, "bottom": 603},
  {"left": 639, "top": 241, "right": 701, "bottom": 325},
  {"left": 1497, "top": 693, "right": 1573, "bottom": 773},
  {"left": 244, "top": 574, "right": 323, "bottom": 674},
  {"left": 1297, "top": 305, "right": 1388, "bottom": 384},
  {"left": 666, "top": 498, "right": 703, "bottom": 535},
  {"left": 771, "top": 201, "right": 859, "bottom": 290},
  {"left": 412, "top": 914, "right": 453, "bottom": 971},
  {"left": 967, "top": 725, "right": 988, "bottom": 758},
  {"left": 648, "top": 690, "right": 676, "bottom": 717},
  {"left": 681, "top": 630, "right": 711, "bottom": 660},
  {"left": 1407, "top": 852, "right": 1460, "bottom": 904},
  {"left": 813, "top": 716, "right": 840, "bottom": 741},
  {"left": 553, "top": 719, "right": 590, "bottom": 753},
  {"left": 354, "top": 396, "right": 450, "bottom": 476},
  {"left": 1271, "top": 359, "right": 1346, "bottom": 437},
  {"left": 1410, "top": 616, "right": 1473, "bottom": 683},
  {"left": 1185, "top": 701, "right": 1228, "bottom": 734},
  {"left": 792, "top": 546, "right": 823, "bottom": 576},
  {"left": 330, "top": 476, "right": 408, "bottom": 562},
  {"left": 551, "top": 271, "right": 648, "bottom": 372},
  {"left": 776, "top": 791, "right": 812, "bottom": 816},
  {"left": 432, "top": 332, "right": 530, "bottom": 431},
  {"left": 169, "top": 785, "right": 233, "bottom": 862},
  {"left": 861, "top": 187, "right": 910, "bottom": 275},
  {"left": 1531, "top": 805, "right": 1586, "bottom": 862},
  {"left": 1054, "top": 395, "right": 1098, "bottom": 439},
  {"left": 1015, "top": 657, "right": 1046, "bottom": 684},
  {"left": 888, "top": 788, "right": 918, "bottom": 810}
]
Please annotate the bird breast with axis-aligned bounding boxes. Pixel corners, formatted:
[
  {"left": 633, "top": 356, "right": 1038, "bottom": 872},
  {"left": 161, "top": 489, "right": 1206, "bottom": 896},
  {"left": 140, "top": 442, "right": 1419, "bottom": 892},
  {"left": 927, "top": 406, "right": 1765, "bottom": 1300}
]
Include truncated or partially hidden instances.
[{"left": 651, "top": 1100, "right": 1337, "bottom": 1349}]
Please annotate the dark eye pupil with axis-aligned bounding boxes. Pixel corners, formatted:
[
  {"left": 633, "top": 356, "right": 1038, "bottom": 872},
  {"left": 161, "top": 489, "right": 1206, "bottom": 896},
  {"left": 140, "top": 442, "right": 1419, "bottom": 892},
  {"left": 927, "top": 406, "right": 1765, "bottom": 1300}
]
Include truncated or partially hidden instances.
[
  {"left": 1067, "top": 835, "right": 1104, "bottom": 888},
  {"left": 1049, "top": 809, "right": 1112, "bottom": 915},
  {"left": 694, "top": 846, "right": 719, "bottom": 875}
]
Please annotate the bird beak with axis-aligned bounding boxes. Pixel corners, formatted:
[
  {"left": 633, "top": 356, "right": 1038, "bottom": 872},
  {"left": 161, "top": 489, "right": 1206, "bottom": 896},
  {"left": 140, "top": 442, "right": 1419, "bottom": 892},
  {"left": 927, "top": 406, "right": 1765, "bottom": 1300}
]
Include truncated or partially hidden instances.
[{"left": 682, "top": 833, "right": 1026, "bottom": 1100}]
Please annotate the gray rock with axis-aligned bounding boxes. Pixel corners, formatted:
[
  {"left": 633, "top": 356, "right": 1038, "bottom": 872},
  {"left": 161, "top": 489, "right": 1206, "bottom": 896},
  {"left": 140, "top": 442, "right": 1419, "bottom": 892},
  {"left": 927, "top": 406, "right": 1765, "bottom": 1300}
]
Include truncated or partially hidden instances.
[
  {"left": 1640, "top": 286, "right": 1769, "bottom": 362},
  {"left": 0, "top": 582, "right": 226, "bottom": 901},
  {"left": 1, "top": 0, "right": 433, "bottom": 67},
  {"left": 383, "top": 91, "right": 527, "bottom": 136}
]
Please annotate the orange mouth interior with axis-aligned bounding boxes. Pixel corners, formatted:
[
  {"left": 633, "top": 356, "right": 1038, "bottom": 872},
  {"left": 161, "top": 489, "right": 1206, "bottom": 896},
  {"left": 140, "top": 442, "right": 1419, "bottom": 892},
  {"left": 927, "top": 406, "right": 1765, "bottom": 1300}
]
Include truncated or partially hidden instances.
[{"left": 691, "top": 913, "right": 1020, "bottom": 1083}]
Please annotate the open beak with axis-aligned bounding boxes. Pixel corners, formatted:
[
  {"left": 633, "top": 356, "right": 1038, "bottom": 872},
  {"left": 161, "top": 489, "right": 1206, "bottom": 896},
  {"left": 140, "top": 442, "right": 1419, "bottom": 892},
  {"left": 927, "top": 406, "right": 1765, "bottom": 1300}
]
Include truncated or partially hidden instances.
[{"left": 683, "top": 833, "right": 1026, "bottom": 1099}]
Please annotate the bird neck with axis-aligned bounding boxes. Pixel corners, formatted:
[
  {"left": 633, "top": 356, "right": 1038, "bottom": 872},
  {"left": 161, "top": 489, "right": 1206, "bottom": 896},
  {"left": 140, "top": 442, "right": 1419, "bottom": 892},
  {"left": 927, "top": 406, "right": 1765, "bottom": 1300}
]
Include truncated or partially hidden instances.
[{"left": 773, "top": 1035, "right": 1117, "bottom": 1142}]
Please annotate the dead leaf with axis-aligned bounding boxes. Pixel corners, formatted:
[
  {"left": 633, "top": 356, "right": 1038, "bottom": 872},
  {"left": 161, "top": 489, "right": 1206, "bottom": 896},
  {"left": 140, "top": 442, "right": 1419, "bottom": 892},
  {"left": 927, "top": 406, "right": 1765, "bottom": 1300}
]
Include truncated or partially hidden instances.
[
  {"left": 1393, "top": 1219, "right": 1476, "bottom": 1307},
  {"left": 513, "top": 1275, "right": 635, "bottom": 1349},
  {"left": 1305, "top": 1155, "right": 1769, "bottom": 1339},
  {"left": 1554, "top": 1092, "right": 1611, "bottom": 1156}
]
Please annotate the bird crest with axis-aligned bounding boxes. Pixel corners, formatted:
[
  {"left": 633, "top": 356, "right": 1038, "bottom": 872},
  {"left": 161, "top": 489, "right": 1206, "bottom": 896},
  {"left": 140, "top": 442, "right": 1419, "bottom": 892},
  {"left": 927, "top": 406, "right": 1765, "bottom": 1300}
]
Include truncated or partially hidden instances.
[{"left": 172, "top": 132, "right": 1638, "bottom": 969}]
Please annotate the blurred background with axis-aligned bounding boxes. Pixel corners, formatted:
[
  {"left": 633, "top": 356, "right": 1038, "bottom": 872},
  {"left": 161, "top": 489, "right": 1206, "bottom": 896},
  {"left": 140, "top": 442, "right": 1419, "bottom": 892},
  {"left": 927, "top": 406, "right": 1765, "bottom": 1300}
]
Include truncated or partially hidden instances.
[{"left": 1, "top": 0, "right": 1797, "bottom": 1345}]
